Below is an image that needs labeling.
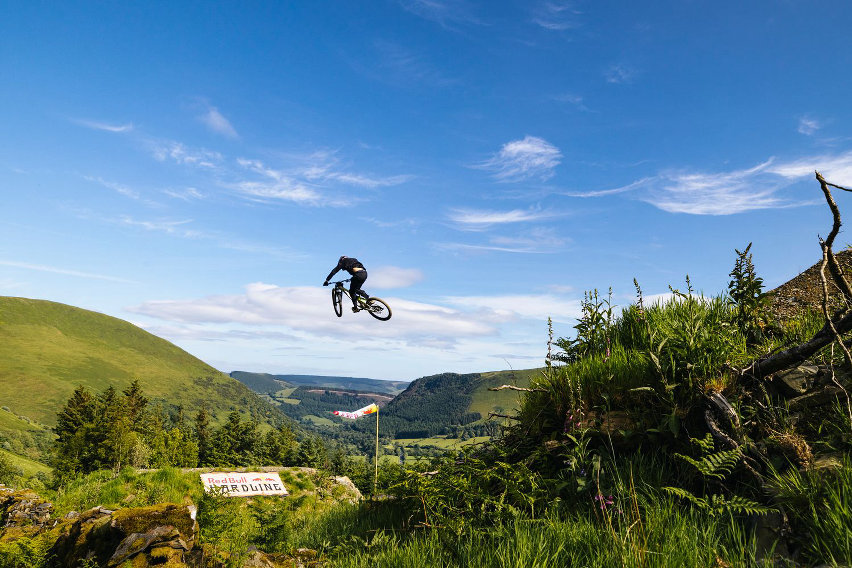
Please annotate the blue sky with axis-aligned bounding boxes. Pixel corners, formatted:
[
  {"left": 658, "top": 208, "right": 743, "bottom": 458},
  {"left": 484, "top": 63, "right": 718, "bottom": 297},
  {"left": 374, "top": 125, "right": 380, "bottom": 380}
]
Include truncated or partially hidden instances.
[{"left": 3, "top": 1, "right": 852, "bottom": 381}]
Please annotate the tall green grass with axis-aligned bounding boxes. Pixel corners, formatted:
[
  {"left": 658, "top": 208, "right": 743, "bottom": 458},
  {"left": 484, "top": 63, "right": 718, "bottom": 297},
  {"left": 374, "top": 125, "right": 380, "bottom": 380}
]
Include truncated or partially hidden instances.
[
  {"left": 770, "top": 457, "right": 852, "bottom": 565},
  {"left": 324, "top": 504, "right": 773, "bottom": 568}
]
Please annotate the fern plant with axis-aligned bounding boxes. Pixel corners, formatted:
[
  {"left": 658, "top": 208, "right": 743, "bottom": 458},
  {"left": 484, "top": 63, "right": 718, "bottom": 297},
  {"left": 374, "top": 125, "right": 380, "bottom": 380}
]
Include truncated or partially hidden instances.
[
  {"left": 728, "top": 242, "right": 768, "bottom": 344},
  {"left": 663, "top": 434, "right": 773, "bottom": 517}
]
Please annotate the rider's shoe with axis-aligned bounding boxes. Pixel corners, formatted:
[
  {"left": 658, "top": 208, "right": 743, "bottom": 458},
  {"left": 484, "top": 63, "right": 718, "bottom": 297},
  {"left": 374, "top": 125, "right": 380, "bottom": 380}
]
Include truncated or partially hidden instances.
[{"left": 352, "top": 306, "right": 360, "bottom": 313}]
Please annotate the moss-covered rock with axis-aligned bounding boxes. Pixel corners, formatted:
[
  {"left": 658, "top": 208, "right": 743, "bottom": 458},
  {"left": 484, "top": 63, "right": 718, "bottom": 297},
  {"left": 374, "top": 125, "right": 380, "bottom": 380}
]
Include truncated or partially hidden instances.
[{"left": 110, "top": 503, "right": 197, "bottom": 544}]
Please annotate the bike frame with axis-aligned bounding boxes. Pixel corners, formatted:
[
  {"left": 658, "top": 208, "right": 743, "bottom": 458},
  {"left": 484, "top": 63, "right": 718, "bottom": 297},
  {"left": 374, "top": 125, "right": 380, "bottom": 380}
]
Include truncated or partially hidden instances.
[
  {"left": 329, "top": 278, "right": 392, "bottom": 321},
  {"left": 332, "top": 279, "right": 367, "bottom": 305}
]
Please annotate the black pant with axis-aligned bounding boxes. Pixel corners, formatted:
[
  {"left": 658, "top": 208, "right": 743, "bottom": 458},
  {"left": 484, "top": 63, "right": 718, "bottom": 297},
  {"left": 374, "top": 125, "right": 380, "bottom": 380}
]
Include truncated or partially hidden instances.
[{"left": 350, "top": 271, "right": 368, "bottom": 307}]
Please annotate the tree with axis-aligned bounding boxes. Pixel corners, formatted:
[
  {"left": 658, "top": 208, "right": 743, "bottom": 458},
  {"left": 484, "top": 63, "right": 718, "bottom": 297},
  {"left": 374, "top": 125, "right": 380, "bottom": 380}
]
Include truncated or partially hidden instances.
[
  {"left": 195, "top": 408, "right": 212, "bottom": 466},
  {"left": 122, "top": 379, "right": 148, "bottom": 430}
]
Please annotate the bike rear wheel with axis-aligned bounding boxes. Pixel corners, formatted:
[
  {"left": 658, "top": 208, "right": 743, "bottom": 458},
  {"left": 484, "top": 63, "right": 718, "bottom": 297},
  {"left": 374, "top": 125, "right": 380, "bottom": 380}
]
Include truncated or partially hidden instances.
[
  {"left": 366, "top": 297, "right": 392, "bottom": 321},
  {"left": 332, "top": 287, "right": 343, "bottom": 317}
]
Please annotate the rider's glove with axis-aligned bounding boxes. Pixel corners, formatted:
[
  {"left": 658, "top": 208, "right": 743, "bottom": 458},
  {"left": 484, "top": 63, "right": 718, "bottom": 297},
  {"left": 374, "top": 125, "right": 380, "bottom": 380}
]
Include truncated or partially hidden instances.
[{"left": 323, "top": 281, "right": 329, "bottom": 286}]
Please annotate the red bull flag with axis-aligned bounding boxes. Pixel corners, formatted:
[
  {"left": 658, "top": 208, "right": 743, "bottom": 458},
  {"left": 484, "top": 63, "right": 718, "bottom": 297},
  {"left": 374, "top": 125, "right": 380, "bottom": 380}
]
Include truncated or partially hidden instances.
[{"left": 333, "top": 403, "right": 379, "bottom": 420}]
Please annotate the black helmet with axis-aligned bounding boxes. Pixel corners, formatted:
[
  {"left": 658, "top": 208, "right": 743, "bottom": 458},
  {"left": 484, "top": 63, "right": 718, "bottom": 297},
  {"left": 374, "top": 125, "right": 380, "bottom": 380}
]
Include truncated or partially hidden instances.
[{"left": 339, "top": 255, "right": 348, "bottom": 262}]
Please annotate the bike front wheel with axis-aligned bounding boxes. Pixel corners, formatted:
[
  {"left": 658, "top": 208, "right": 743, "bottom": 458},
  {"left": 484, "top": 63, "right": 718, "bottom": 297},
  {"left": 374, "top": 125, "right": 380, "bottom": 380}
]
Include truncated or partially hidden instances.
[
  {"left": 332, "top": 287, "right": 343, "bottom": 317},
  {"left": 366, "top": 297, "right": 392, "bottom": 321}
]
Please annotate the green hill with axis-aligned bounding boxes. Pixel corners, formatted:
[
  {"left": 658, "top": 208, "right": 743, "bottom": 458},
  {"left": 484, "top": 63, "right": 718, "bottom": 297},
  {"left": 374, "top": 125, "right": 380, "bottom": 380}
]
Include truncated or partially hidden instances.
[
  {"left": 231, "top": 371, "right": 409, "bottom": 396},
  {"left": 0, "top": 297, "right": 285, "bottom": 459},
  {"left": 373, "top": 368, "right": 537, "bottom": 439}
]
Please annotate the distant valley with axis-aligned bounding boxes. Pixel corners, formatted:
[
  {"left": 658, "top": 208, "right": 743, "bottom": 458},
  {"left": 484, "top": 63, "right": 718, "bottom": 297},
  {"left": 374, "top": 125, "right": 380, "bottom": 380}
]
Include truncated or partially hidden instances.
[{"left": 233, "top": 367, "right": 540, "bottom": 457}]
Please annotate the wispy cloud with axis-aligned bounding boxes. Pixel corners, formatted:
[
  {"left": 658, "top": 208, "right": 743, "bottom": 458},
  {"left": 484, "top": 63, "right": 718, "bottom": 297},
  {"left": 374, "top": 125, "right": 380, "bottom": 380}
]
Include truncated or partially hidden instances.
[
  {"left": 85, "top": 176, "right": 163, "bottom": 207},
  {"left": 798, "top": 116, "right": 821, "bottom": 136},
  {"left": 438, "top": 227, "right": 568, "bottom": 254},
  {"left": 300, "top": 151, "right": 413, "bottom": 188},
  {"left": 72, "top": 118, "right": 134, "bottom": 133},
  {"left": 234, "top": 158, "right": 336, "bottom": 206},
  {"left": 150, "top": 140, "right": 223, "bottom": 169},
  {"left": 163, "top": 187, "right": 205, "bottom": 201},
  {"left": 448, "top": 206, "right": 564, "bottom": 230},
  {"left": 232, "top": 153, "right": 410, "bottom": 207},
  {"left": 532, "top": 1, "right": 582, "bottom": 31},
  {"left": 398, "top": 0, "right": 485, "bottom": 28},
  {"left": 367, "top": 39, "right": 457, "bottom": 87},
  {"left": 478, "top": 136, "right": 562, "bottom": 182},
  {"left": 564, "top": 152, "right": 852, "bottom": 215},
  {"left": 361, "top": 217, "right": 419, "bottom": 229},
  {"left": 552, "top": 92, "right": 590, "bottom": 112},
  {"left": 562, "top": 177, "right": 653, "bottom": 198},
  {"left": 643, "top": 160, "right": 789, "bottom": 215},
  {"left": 605, "top": 63, "right": 637, "bottom": 84},
  {"left": 765, "top": 150, "right": 852, "bottom": 184},
  {"left": 119, "top": 215, "right": 204, "bottom": 238},
  {"left": 199, "top": 104, "right": 239, "bottom": 139},
  {"left": 0, "top": 260, "right": 136, "bottom": 283}
]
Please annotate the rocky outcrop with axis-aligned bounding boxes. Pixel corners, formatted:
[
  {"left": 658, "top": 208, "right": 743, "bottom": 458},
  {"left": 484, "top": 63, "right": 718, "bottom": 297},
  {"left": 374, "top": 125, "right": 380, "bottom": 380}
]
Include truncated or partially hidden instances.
[
  {"left": 0, "top": 488, "right": 55, "bottom": 533},
  {"left": 0, "top": 490, "right": 328, "bottom": 567},
  {"left": 765, "top": 248, "right": 852, "bottom": 321},
  {"left": 48, "top": 502, "right": 198, "bottom": 567}
]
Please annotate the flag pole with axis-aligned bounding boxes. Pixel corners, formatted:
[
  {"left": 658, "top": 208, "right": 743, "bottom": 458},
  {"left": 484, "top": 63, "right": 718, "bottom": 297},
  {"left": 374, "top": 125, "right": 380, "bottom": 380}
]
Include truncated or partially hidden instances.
[{"left": 374, "top": 407, "right": 379, "bottom": 497}]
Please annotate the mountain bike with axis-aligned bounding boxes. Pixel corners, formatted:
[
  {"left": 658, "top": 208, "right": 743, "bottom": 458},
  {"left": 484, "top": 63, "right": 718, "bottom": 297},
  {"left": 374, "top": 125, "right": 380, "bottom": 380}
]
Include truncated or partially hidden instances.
[{"left": 329, "top": 279, "right": 392, "bottom": 321}]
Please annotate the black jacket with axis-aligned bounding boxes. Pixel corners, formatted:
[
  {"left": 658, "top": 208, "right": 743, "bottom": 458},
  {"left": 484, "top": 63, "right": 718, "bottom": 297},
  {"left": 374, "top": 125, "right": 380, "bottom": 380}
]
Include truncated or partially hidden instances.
[{"left": 326, "top": 257, "right": 365, "bottom": 281}]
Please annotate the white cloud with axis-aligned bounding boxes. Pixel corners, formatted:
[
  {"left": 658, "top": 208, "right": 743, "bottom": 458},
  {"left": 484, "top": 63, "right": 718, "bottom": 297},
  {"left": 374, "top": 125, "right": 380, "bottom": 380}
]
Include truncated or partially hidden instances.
[
  {"left": 532, "top": 1, "right": 582, "bottom": 30},
  {"left": 562, "top": 177, "right": 653, "bottom": 198},
  {"left": 232, "top": 155, "right": 409, "bottom": 206},
  {"left": 130, "top": 283, "right": 498, "bottom": 346},
  {"left": 605, "top": 64, "right": 636, "bottom": 84},
  {"left": 119, "top": 216, "right": 203, "bottom": 238},
  {"left": 448, "top": 207, "right": 563, "bottom": 230},
  {"left": 0, "top": 260, "right": 136, "bottom": 283},
  {"left": 234, "top": 158, "right": 335, "bottom": 206},
  {"left": 72, "top": 118, "right": 134, "bottom": 133},
  {"left": 164, "top": 187, "right": 205, "bottom": 201},
  {"left": 765, "top": 151, "right": 852, "bottom": 185},
  {"left": 200, "top": 105, "right": 239, "bottom": 139},
  {"left": 643, "top": 160, "right": 788, "bottom": 215},
  {"left": 798, "top": 116, "right": 821, "bottom": 136},
  {"left": 368, "top": 266, "right": 425, "bottom": 289},
  {"left": 478, "top": 136, "right": 562, "bottom": 182},
  {"left": 150, "top": 141, "right": 223, "bottom": 168}
]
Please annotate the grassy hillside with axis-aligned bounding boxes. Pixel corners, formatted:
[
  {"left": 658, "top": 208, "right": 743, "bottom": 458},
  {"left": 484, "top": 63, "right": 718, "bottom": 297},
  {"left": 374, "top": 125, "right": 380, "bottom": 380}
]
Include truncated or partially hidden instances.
[
  {"left": 0, "top": 297, "right": 284, "bottom": 433},
  {"left": 467, "top": 368, "right": 537, "bottom": 419}
]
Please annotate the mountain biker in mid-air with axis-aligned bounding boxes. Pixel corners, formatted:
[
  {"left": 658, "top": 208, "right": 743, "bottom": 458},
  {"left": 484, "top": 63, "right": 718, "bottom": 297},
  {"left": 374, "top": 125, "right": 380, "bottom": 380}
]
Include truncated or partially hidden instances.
[{"left": 324, "top": 256, "right": 369, "bottom": 312}]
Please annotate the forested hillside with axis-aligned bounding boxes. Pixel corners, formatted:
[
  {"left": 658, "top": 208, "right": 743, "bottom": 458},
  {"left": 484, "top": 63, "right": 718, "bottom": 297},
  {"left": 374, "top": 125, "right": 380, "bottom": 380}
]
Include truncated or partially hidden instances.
[{"left": 0, "top": 297, "right": 287, "bottom": 465}]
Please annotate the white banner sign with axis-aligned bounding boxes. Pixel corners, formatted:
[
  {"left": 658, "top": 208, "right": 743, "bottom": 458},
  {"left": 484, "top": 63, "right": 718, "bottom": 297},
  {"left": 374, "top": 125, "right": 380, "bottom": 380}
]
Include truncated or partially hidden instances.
[{"left": 200, "top": 472, "right": 288, "bottom": 497}]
